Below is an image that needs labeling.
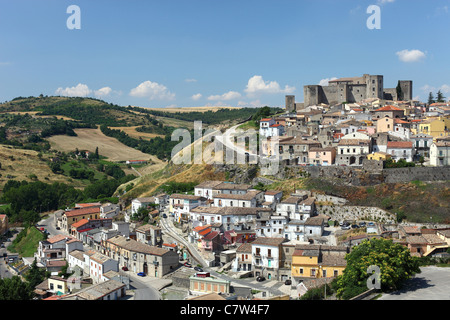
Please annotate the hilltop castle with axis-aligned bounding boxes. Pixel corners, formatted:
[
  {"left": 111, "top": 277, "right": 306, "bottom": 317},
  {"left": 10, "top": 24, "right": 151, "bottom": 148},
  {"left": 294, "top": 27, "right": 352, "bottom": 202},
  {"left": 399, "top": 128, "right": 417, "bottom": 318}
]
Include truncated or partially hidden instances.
[{"left": 286, "top": 74, "right": 413, "bottom": 111}]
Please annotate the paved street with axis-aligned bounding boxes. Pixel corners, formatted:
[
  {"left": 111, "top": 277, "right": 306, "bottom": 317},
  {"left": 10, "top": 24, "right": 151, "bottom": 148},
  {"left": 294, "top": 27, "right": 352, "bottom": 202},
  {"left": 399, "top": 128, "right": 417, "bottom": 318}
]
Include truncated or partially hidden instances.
[{"left": 378, "top": 266, "right": 450, "bottom": 300}]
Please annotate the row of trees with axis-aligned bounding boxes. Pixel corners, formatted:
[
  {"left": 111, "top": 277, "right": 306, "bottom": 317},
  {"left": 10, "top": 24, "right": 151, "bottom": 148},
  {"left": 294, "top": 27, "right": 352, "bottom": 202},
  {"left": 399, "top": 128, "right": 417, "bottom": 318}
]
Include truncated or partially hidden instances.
[
  {"left": 0, "top": 171, "right": 134, "bottom": 224},
  {"left": 427, "top": 90, "right": 447, "bottom": 105},
  {"left": 127, "top": 106, "right": 279, "bottom": 125}
]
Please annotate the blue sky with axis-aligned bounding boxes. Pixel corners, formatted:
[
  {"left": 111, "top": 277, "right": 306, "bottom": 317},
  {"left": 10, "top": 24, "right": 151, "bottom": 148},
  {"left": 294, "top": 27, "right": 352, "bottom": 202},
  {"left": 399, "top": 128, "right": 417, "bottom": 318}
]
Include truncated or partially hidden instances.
[{"left": 0, "top": 0, "right": 449, "bottom": 108}]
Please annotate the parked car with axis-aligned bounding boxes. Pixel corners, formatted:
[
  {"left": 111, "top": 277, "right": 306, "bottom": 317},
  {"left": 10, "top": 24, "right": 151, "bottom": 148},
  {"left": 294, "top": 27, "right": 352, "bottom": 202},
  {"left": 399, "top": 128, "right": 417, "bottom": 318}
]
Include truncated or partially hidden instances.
[
  {"left": 184, "top": 262, "right": 192, "bottom": 268},
  {"left": 285, "top": 279, "right": 292, "bottom": 285},
  {"left": 368, "top": 222, "right": 375, "bottom": 226},
  {"left": 0, "top": 243, "right": 4, "bottom": 248},
  {"left": 359, "top": 222, "right": 366, "bottom": 227},
  {"left": 162, "top": 213, "right": 167, "bottom": 218},
  {"left": 122, "top": 266, "right": 128, "bottom": 271},
  {"left": 137, "top": 272, "right": 146, "bottom": 277},
  {"left": 194, "top": 266, "right": 203, "bottom": 272},
  {"left": 341, "top": 225, "right": 351, "bottom": 230},
  {"left": 351, "top": 224, "right": 359, "bottom": 229},
  {"left": 256, "top": 276, "right": 265, "bottom": 282},
  {"left": 56, "top": 227, "right": 60, "bottom": 230}
]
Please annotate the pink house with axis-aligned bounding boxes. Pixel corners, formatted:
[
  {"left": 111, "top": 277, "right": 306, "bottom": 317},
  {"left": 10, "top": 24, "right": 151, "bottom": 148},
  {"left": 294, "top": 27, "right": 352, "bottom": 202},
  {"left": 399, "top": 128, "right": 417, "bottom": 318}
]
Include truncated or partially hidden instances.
[
  {"left": 201, "top": 231, "right": 221, "bottom": 252},
  {"left": 308, "top": 147, "right": 336, "bottom": 166}
]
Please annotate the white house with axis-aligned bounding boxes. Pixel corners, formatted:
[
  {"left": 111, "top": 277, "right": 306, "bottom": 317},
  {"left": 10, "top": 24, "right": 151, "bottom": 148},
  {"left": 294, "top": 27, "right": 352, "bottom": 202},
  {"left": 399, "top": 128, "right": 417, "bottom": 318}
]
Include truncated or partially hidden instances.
[
  {"left": 88, "top": 251, "right": 119, "bottom": 284},
  {"left": 131, "top": 197, "right": 154, "bottom": 215},
  {"left": 263, "top": 190, "right": 283, "bottom": 208},
  {"left": 304, "top": 216, "right": 325, "bottom": 238},
  {"left": 276, "top": 195, "right": 315, "bottom": 221},
  {"left": 259, "top": 118, "right": 276, "bottom": 138},
  {"left": 67, "top": 249, "right": 86, "bottom": 274},
  {"left": 268, "top": 124, "right": 285, "bottom": 137},
  {"left": 256, "top": 215, "right": 288, "bottom": 238},
  {"left": 169, "top": 194, "right": 207, "bottom": 222},
  {"left": 213, "top": 190, "right": 263, "bottom": 208},
  {"left": 386, "top": 141, "right": 414, "bottom": 162},
  {"left": 100, "top": 203, "right": 120, "bottom": 219},
  {"left": 430, "top": 141, "right": 450, "bottom": 166},
  {"left": 194, "top": 181, "right": 224, "bottom": 200},
  {"left": 251, "top": 237, "right": 286, "bottom": 280}
]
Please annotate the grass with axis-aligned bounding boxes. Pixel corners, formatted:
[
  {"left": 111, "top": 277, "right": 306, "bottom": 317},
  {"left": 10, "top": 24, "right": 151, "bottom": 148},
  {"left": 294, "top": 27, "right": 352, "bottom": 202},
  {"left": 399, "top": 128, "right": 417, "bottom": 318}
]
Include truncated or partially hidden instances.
[
  {"left": 8, "top": 227, "right": 45, "bottom": 257},
  {"left": 47, "top": 127, "right": 160, "bottom": 162},
  {"left": 0, "top": 145, "right": 76, "bottom": 189}
]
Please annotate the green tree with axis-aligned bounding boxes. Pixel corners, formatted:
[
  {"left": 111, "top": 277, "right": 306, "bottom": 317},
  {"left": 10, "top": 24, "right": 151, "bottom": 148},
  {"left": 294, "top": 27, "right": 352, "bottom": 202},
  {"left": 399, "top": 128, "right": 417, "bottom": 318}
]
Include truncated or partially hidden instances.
[
  {"left": 0, "top": 276, "right": 34, "bottom": 300},
  {"left": 436, "top": 90, "right": 446, "bottom": 103},
  {"left": 25, "top": 258, "right": 48, "bottom": 289},
  {"left": 336, "top": 238, "right": 420, "bottom": 300},
  {"left": 428, "top": 92, "right": 435, "bottom": 105}
]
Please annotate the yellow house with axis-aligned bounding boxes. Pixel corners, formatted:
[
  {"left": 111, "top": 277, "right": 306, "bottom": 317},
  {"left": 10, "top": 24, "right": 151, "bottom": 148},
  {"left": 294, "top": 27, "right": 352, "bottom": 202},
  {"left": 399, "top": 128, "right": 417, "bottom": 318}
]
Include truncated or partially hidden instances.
[
  {"left": 61, "top": 207, "right": 100, "bottom": 232},
  {"left": 376, "top": 117, "right": 395, "bottom": 133},
  {"left": 367, "top": 152, "right": 392, "bottom": 161},
  {"left": 291, "top": 245, "right": 348, "bottom": 279},
  {"left": 47, "top": 275, "right": 91, "bottom": 295},
  {"left": 418, "top": 117, "right": 450, "bottom": 138}
]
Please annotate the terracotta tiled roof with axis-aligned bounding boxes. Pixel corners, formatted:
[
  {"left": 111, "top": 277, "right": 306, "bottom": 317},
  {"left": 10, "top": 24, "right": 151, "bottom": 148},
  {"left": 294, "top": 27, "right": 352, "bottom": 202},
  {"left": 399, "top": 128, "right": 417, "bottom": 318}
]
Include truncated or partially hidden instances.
[
  {"left": 71, "top": 219, "right": 89, "bottom": 229},
  {"left": 47, "top": 234, "right": 76, "bottom": 244},
  {"left": 387, "top": 141, "right": 413, "bottom": 149},
  {"left": 375, "top": 105, "right": 403, "bottom": 112},
  {"left": 251, "top": 237, "right": 285, "bottom": 246},
  {"left": 64, "top": 207, "right": 100, "bottom": 217}
]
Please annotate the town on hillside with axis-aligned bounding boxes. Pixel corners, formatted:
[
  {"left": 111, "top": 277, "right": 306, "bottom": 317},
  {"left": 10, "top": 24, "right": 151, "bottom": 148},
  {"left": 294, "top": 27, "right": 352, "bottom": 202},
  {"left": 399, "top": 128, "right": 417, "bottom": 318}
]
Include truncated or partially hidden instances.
[
  {"left": 1, "top": 172, "right": 449, "bottom": 300},
  {"left": 259, "top": 74, "right": 449, "bottom": 168},
  {"left": 0, "top": 76, "right": 449, "bottom": 303}
]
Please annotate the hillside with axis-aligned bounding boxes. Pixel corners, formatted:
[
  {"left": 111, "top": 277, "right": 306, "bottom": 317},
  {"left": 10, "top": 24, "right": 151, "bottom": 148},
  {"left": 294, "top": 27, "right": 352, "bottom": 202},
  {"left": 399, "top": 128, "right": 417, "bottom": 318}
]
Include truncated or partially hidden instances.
[
  {"left": 0, "top": 145, "right": 78, "bottom": 189},
  {"left": 123, "top": 158, "right": 450, "bottom": 224}
]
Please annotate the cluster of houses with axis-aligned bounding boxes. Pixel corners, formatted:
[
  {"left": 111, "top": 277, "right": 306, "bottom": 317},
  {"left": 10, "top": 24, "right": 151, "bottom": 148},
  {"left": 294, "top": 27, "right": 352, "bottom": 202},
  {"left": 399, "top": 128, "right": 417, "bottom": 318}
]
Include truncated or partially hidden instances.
[
  {"left": 259, "top": 99, "right": 450, "bottom": 166},
  {"left": 1, "top": 175, "right": 449, "bottom": 300},
  {"left": 30, "top": 200, "right": 179, "bottom": 300}
]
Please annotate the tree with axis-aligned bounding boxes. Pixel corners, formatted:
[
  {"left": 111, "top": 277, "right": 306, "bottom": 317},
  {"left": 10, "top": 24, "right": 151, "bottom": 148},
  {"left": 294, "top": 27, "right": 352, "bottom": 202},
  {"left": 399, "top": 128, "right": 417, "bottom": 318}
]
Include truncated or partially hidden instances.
[
  {"left": 0, "top": 276, "right": 34, "bottom": 300},
  {"left": 336, "top": 238, "right": 420, "bottom": 300},
  {"left": 428, "top": 92, "right": 435, "bottom": 105},
  {"left": 436, "top": 90, "right": 446, "bottom": 103},
  {"left": 25, "top": 258, "right": 48, "bottom": 289}
]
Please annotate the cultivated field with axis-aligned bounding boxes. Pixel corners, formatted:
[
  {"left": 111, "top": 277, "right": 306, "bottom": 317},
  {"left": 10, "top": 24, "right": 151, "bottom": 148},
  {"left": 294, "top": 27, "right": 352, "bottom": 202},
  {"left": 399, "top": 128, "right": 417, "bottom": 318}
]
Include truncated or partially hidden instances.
[
  {"left": 138, "top": 106, "right": 242, "bottom": 113},
  {"left": 47, "top": 128, "right": 162, "bottom": 163},
  {"left": 109, "top": 126, "right": 165, "bottom": 140}
]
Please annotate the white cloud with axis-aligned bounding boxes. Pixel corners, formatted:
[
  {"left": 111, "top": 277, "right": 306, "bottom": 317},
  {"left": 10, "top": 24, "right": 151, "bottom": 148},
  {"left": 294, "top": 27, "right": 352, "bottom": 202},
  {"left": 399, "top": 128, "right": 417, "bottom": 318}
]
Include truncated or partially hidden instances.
[
  {"left": 377, "top": 0, "right": 395, "bottom": 4},
  {"left": 191, "top": 93, "right": 202, "bottom": 101},
  {"left": 319, "top": 77, "right": 338, "bottom": 86},
  {"left": 421, "top": 84, "right": 450, "bottom": 94},
  {"left": 396, "top": 49, "right": 426, "bottom": 63},
  {"left": 55, "top": 83, "right": 92, "bottom": 97},
  {"left": 94, "top": 87, "right": 113, "bottom": 98},
  {"left": 55, "top": 84, "right": 117, "bottom": 99},
  {"left": 185, "top": 78, "right": 197, "bottom": 83},
  {"left": 237, "top": 100, "right": 264, "bottom": 108},
  {"left": 245, "top": 75, "right": 295, "bottom": 97},
  {"left": 129, "top": 81, "right": 175, "bottom": 101},
  {"left": 208, "top": 91, "right": 241, "bottom": 101}
]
